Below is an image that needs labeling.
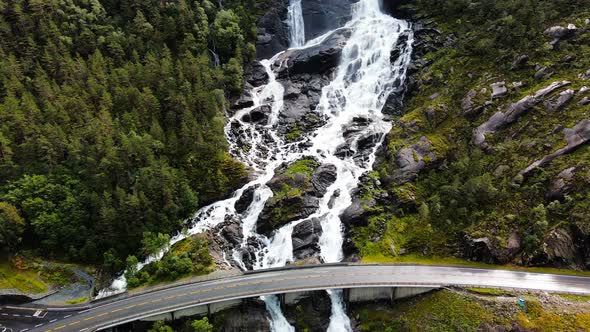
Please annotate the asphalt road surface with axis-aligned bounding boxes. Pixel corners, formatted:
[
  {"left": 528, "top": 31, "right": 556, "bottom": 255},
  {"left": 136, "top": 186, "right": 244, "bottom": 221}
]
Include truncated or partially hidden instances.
[{"left": 2, "top": 264, "right": 590, "bottom": 332}]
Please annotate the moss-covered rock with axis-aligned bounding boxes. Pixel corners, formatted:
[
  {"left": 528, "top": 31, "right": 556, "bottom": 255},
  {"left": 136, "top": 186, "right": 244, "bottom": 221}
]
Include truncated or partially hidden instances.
[{"left": 257, "top": 157, "right": 336, "bottom": 235}]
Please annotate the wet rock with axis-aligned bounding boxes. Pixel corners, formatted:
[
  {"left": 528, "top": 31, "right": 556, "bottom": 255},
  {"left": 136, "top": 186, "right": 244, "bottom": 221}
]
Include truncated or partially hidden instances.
[
  {"left": 491, "top": 81, "right": 507, "bottom": 98},
  {"left": 390, "top": 30, "right": 412, "bottom": 63},
  {"left": 246, "top": 61, "right": 270, "bottom": 87},
  {"left": 301, "top": 0, "right": 357, "bottom": 41},
  {"left": 241, "top": 105, "right": 271, "bottom": 124},
  {"left": 236, "top": 236, "right": 263, "bottom": 270},
  {"left": 547, "top": 167, "right": 576, "bottom": 201},
  {"left": 545, "top": 89, "right": 574, "bottom": 112},
  {"left": 256, "top": 0, "right": 290, "bottom": 60},
  {"left": 232, "top": 91, "right": 255, "bottom": 110},
  {"left": 292, "top": 218, "right": 322, "bottom": 260},
  {"left": 511, "top": 54, "right": 529, "bottom": 70},
  {"left": 311, "top": 164, "right": 337, "bottom": 194},
  {"left": 517, "top": 119, "right": 590, "bottom": 180},
  {"left": 335, "top": 144, "right": 354, "bottom": 158},
  {"left": 235, "top": 185, "right": 259, "bottom": 214},
  {"left": 274, "top": 28, "right": 351, "bottom": 78}
]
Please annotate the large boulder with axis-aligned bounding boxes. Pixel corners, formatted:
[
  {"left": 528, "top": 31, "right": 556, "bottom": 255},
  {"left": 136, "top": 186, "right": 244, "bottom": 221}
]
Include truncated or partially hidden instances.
[
  {"left": 274, "top": 28, "right": 351, "bottom": 78},
  {"left": 392, "top": 136, "right": 437, "bottom": 183},
  {"left": 462, "top": 232, "right": 521, "bottom": 264},
  {"left": 235, "top": 185, "right": 260, "bottom": 214},
  {"left": 301, "top": 0, "right": 357, "bottom": 41},
  {"left": 292, "top": 218, "right": 322, "bottom": 260},
  {"left": 257, "top": 158, "right": 337, "bottom": 235},
  {"left": 530, "top": 227, "right": 581, "bottom": 268}
]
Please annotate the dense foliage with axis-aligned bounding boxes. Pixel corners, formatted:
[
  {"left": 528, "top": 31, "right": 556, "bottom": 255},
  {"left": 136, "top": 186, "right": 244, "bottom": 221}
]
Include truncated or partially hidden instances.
[{"left": 0, "top": 0, "right": 259, "bottom": 265}]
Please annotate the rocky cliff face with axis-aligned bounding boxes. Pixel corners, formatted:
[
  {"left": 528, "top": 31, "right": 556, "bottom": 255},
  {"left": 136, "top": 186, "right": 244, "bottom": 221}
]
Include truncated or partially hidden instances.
[{"left": 348, "top": 0, "right": 590, "bottom": 270}]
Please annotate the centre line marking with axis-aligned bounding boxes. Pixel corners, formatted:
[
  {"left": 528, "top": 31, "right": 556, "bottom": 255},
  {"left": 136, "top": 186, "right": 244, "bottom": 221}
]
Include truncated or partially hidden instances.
[
  {"left": 96, "top": 312, "right": 108, "bottom": 317},
  {"left": 151, "top": 299, "right": 162, "bottom": 303},
  {"left": 54, "top": 325, "right": 66, "bottom": 330},
  {"left": 83, "top": 317, "right": 95, "bottom": 321},
  {"left": 137, "top": 302, "right": 150, "bottom": 306},
  {"left": 111, "top": 308, "right": 123, "bottom": 313},
  {"left": 124, "top": 305, "right": 137, "bottom": 309},
  {"left": 69, "top": 321, "right": 80, "bottom": 326}
]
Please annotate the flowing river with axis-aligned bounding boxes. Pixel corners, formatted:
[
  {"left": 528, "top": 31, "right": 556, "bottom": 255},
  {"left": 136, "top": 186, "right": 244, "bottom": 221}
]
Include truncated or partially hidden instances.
[{"left": 98, "top": 0, "right": 413, "bottom": 330}]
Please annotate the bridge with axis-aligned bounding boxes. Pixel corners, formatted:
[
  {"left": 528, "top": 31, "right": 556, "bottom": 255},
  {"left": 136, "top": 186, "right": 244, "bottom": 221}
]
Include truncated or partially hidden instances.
[{"left": 2, "top": 264, "right": 589, "bottom": 332}]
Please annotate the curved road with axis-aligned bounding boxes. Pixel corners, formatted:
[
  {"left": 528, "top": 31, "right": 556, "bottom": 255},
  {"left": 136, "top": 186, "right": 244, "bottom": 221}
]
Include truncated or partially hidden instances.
[{"left": 3, "top": 264, "right": 590, "bottom": 332}]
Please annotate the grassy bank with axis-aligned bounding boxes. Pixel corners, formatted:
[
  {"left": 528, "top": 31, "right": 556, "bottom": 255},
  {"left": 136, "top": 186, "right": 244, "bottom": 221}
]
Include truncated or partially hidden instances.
[{"left": 362, "top": 254, "right": 590, "bottom": 277}]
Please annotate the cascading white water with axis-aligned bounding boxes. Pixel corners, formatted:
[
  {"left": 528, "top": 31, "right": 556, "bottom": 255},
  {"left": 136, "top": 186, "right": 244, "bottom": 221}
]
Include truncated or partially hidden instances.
[
  {"left": 287, "top": 0, "right": 305, "bottom": 47},
  {"left": 98, "top": 1, "right": 413, "bottom": 331}
]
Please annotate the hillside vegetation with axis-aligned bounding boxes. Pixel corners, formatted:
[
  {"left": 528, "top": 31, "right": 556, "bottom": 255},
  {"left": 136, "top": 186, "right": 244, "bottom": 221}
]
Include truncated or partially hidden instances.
[
  {"left": 0, "top": 0, "right": 260, "bottom": 269},
  {"left": 358, "top": 0, "right": 590, "bottom": 270}
]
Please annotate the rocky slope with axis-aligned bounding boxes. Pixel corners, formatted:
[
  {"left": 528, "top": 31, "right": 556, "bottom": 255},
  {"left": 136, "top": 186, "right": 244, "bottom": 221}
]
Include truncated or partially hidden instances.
[{"left": 347, "top": 0, "right": 590, "bottom": 270}]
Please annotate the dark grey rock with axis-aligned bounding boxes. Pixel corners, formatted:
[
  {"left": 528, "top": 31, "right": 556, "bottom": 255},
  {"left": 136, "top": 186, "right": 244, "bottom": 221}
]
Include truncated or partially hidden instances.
[
  {"left": 274, "top": 28, "right": 351, "bottom": 78},
  {"left": 340, "top": 197, "right": 376, "bottom": 227},
  {"left": 511, "top": 54, "right": 529, "bottom": 70},
  {"left": 232, "top": 91, "right": 254, "bottom": 110},
  {"left": 547, "top": 167, "right": 576, "bottom": 201},
  {"left": 256, "top": 0, "right": 290, "bottom": 60},
  {"left": 311, "top": 164, "right": 337, "bottom": 195},
  {"left": 241, "top": 105, "right": 271, "bottom": 124},
  {"left": 545, "top": 89, "right": 574, "bottom": 112},
  {"left": 534, "top": 66, "right": 552, "bottom": 80},
  {"left": 235, "top": 185, "right": 259, "bottom": 214},
  {"left": 517, "top": 119, "right": 590, "bottom": 179},
  {"left": 301, "top": 0, "right": 357, "bottom": 41},
  {"left": 473, "top": 81, "right": 571, "bottom": 149},
  {"left": 544, "top": 24, "right": 578, "bottom": 46},
  {"left": 462, "top": 232, "right": 521, "bottom": 264},
  {"left": 247, "top": 61, "right": 270, "bottom": 87},
  {"left": 292, "top": 218, "right": 322, "bottom": 260}
]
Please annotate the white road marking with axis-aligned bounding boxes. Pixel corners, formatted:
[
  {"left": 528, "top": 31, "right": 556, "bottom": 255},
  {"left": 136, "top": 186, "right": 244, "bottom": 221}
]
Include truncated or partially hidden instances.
[
  {"left": 64, "top": 315, "right": 72, "bottom": 318},
  {"left": 11, "top": 314, "right": 20, "bottom": 317},
  {"left": 20, "top": 329, "right": 29, "bottom": 332},
  {"left": 49, "top": 319, "right": 57, "bottom": 323},
  {"left": 34, "top": 324, "right": 43, "bottom": 328},
  {"left": 79, "top": 329, "right": 88, "bottom": 332}
]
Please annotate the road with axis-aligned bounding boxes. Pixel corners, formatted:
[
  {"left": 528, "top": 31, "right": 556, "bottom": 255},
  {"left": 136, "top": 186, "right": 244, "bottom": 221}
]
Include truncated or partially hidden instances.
[{"left": 2, "top": 264, "right": 590, "bottom": 332}]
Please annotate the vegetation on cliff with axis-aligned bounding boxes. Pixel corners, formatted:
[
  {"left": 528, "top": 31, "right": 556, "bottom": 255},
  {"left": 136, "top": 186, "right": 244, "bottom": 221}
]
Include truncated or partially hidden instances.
[{"left": 358, "top": 0, "right": 590, "bottom": 269}]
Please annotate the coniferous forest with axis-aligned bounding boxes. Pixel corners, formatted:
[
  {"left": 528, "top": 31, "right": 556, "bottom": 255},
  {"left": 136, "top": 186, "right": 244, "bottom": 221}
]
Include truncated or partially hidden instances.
[{"left": 0, "top": 0, "right": 258, "bottom": 269}]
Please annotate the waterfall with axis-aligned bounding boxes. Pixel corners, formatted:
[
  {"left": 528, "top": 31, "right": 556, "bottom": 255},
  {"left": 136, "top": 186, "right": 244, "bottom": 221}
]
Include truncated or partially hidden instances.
[
  {"left": 97, "top": 1, "right": 414, "bottom": 331},
  {"left": 287, "top": 0, "right": 305, "bottom": 47}
]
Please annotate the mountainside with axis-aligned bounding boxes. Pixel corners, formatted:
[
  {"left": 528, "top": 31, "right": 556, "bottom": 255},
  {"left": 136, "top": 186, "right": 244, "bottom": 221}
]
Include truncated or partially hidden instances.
[
  {"left": 349, "top": 0, "right": 590, "bottom": 270},
  {"left": 0, "top": 0, "right": 261, "bottom": 267}
]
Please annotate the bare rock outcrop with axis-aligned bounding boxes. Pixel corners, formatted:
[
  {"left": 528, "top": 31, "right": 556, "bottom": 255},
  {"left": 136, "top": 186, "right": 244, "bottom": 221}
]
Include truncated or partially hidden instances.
[
  {"left": 473, "top": 81, "right": 571, "bottom": 149},
  {"left": 516, "top": 119, "right": 590, "bottom": 180}
]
